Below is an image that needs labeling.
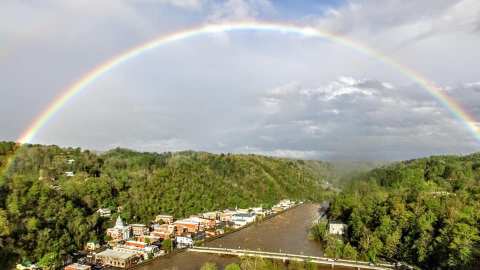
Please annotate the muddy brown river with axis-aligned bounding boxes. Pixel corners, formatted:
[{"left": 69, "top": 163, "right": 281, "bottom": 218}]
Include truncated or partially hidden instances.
[{"left": 136, "top": 203, "right": 350, "bottom": 270}]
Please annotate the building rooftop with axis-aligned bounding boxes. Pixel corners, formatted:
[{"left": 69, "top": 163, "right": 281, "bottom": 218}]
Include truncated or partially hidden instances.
[
  {"left": 130, "top": 224, "right": 147, "bottom": 227},
  {"left": 96, "top": 248, "right": 138, "bottom": 260},
  {"left": 65, "top": 263, "right": 91, "bottom": 270},
  {"left": 174, "top": 219, "right": 200, "bottom": 225}
]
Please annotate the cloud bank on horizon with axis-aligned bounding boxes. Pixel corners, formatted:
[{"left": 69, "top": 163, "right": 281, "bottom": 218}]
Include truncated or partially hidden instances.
[{"left": 1, "top": 0, "right": 479, "bottom": 160}]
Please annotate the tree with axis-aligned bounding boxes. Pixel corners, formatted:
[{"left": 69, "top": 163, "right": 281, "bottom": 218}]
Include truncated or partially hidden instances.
[
  {"left": 162, "top": 239, "right": 173, "bottom": 253},
  {"left": 342, "top": 243, "right": 357, "bottom": 260}
]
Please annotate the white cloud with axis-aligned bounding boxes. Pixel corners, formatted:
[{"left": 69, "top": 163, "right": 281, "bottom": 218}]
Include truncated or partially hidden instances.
[{"left": 207, "top": 0, "right": 275, "bottom": 21}]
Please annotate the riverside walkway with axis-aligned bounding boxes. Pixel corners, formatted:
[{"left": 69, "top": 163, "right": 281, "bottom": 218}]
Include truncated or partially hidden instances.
[{"left": 188, "top": 246, "right": 397, "bottom": 270}]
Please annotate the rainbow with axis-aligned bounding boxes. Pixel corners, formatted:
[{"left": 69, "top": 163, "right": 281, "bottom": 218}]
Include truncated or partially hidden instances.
[{"left": 16, "top": 21, "right": 480, "bottom": 144}]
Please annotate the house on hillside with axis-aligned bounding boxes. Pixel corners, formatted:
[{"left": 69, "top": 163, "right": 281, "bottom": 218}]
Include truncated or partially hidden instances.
[
  {"left": 96, "top": 208, "right": 111, "bottom": 218},
  {"left": 85, "top": 241, "right": 100, "bottom": 251},
  {"left": 328, "top": 221, "right": 347, "bottom": 235}
]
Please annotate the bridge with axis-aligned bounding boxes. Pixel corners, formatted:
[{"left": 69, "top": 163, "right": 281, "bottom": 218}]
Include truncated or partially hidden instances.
[{"left": 188, "top": 246, "right": 399, "bottom": 270}]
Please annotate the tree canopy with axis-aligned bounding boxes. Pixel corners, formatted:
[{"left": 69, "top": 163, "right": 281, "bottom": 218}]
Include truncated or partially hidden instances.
[
  {"left": 0, "top": 142, "right": 331, "bottom": 268},
  {"left": 326, "top": 153, "right": 480, "bottom": 269}
]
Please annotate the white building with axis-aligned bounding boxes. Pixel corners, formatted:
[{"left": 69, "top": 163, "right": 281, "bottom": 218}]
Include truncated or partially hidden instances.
[
  {"left": 107, "top": 216, "right": 131, "bottom": 240},
  {"left": 328, "top": 221, "right": 347, "bottom": 235},
  {"left": 65, "top": 171, "right": 75, "bottom": 177},
  {"left": 231, "top": 212, "right": 256, "bottom": 228},
  {"left": 175, "top": 236, "right": 194, "bottom": 248}
]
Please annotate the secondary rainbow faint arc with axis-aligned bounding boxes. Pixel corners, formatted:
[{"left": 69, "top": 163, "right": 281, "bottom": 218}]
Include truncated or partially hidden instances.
[{"left": 17, "top": 21, "right": 480, "bottom": 144}]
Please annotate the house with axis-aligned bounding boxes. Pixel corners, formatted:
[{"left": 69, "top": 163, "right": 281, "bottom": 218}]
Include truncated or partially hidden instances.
[
  {"left": 65, "top": 171, "right": 75, "bottom": 177},
  {"left": 95, "top": 248, "right": 141, "bottom": 269},
  {"left": 328, "top": 221, "right": 347, "bottom": 235},
  {"left": 155, "top": 214, "right": 174, "bottom": 224},
  {"left": 85, "top": 241, "right": 100, "bottom": 251},
  {"left": 67, "top": 159, "right": 75, "bottom": 164},
  {"left": 107, "top": 216, "right": 131, "bottom": 240},
  {"left": 175, "top": 236, "right": 194, "bottom": 248},
  {"left": 173, "top": 219, "right": 201, "bottom": 235},
  {"left": 64, "top": 263, "right": 91, "bottom": 270},
  {"left": 130, "top": 224, "right": 149, "bottom": 236},
  {"left": 96, "top": 208, "right": 111, "bottom": 218}
]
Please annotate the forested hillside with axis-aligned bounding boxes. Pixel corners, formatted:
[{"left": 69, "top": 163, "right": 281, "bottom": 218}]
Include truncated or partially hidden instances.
[
  {"left": 327, "top": 153, "right": 480, "bottom": 269},
  {"left": 0, "top": 142, "right": 331, "bottom": 268}
]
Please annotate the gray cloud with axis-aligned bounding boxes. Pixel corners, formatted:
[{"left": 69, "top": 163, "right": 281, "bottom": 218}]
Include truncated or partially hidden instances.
[{"left": 1, "top": 0, "right": 479, "bottom": 161}]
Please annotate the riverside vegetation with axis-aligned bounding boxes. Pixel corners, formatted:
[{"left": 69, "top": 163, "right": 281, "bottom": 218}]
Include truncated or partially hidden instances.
[
  {"left": 313, "top": 153, "right": 480, "bottom": 269},
  {"left": 0, "top": 142, "right": 332, "bottom": 268}
]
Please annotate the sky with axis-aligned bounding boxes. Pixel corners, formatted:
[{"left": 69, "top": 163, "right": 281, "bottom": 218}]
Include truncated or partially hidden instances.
[{"left": 1, "top": 0, "right": 480, "bottom": 160}]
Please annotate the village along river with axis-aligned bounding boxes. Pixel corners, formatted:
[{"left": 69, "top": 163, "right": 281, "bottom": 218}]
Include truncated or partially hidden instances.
[{"left": 135, "top": 203, "right": 352, "bottom": 270}]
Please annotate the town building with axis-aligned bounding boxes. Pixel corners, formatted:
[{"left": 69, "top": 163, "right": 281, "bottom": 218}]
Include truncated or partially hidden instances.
[
  {"left": 107, "top": 216, "right": 131, "bottom": 240},
  {"left": 65, "top": 171, "right": 75, "bottom": 177},
  {"left": 136, "top": 234, "right": 162, "bottom": 245},
  {"left": 123, "top": 240, "right": 160, "bottom": 257},
  {"left": 251, "top": 207, "right": 267, "bottom": 217},
  {"left": 328, "top": 221, "right": 347, "bottom": 235},
  {"left": 173, "top": 219, "right": 201, "bottom": 235},
  {"left": 96, "top": 208, "right": 111, "bottom": 218},
  {"left": 131, "top": 224, "right": 149, "bottom": 236},
  {"left": 231, "top": 212, "right": 256, "bottom": 228},
  {"left": 201, "top": 211, "right": 219, "bottom": 220},
  {"left": 188, "top": 216, "right": 216, "bottom": 230},
  {"left": 219, "top": 210, "right": 236, "bottom": 222},
  {"left": 64, "top": 263, "right": 91, "bottom": 270},
  {"left": 175, "top": 236, "right": 194, "bottom": 248},
  {"left": 151, "top": 223, "right": 176, "bottom": 239},
  {"left": 155, "top": 214, "right": 174, "bottom": 224},
  {"left": 95, "top": 248, "right": 140, "bottom": 269}
]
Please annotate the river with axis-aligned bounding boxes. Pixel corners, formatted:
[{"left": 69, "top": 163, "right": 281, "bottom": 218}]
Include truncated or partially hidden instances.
[{"left": 136, "top": 203, "right": 349, "bottom": 270}]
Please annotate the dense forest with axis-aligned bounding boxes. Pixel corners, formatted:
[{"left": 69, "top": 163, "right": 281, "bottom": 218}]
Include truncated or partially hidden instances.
[
  {"left": 321, "top": 153, "right": 480, "bottom": 269},
  {"left": 0, "top": 142, "right": 331, "bottom": 268}
]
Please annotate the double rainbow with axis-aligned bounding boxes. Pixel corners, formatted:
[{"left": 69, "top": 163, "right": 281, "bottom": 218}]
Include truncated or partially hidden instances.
[{"left": 16, "top": 21, "right": 480, "bottom": 144}]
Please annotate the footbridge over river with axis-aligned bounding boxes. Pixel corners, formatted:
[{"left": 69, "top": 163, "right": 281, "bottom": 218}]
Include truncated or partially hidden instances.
[{"left": 188, "top": 246, "right": 399, "bottom": 270}]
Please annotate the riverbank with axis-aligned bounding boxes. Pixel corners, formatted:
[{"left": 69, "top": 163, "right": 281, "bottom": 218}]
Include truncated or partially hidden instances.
[
  {"left": 132, "top": 203, "right": 304, "bottom": 269},
  {"left": 135, "top": 203, "right": 324, "bottom": 270}
]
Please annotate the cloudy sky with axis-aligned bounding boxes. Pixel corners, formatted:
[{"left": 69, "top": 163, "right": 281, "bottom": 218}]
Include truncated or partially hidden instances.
[{"left": 1, "top": 0, "right": 480, "bottom": 160}]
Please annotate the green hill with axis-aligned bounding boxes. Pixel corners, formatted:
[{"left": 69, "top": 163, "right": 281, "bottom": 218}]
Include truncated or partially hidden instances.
[
  {"left": 327, "top": 153, "right": 480, "bottom": 269},
  {"left": 0, "top": 142, "right": 331, "bottom": 268}
]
